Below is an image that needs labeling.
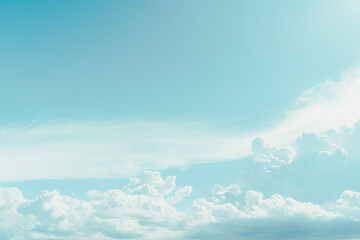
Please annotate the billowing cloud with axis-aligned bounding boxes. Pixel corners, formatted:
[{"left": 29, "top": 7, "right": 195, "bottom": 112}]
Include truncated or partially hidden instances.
[
  {"left": 169, "top": 186, "right": 193, "bottom": 205},
  {"left": 0, "top": 172, "right": 192, "bottom": 240},
  {"left": 185, "top": 183, "right": 360, "bottom": 240},
  {"left": 242, "top": 121, "right": 360, "bottom": 203},
  {"left": 2, "top": 173, "right": 360, "bottom": 240},
  {"left": 251, "top": 137, "right": 295, "bottom": 170}
]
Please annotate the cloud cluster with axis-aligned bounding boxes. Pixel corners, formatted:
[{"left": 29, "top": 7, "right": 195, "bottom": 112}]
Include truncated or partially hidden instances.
[
  {"left": 246, "top": 119, "right": 360, "bottom": 203},
  {"left": 251, "top": 137, "right": 295, "bottom": 170},
  {"left": 2, "top": 174, "right": 360, "bottom": 240},
  {"left": 0, "top": 172, "right": 193, "bottom": 240},
  {"left": 187, "top": 187, "right": 340, "bottom": 240}
]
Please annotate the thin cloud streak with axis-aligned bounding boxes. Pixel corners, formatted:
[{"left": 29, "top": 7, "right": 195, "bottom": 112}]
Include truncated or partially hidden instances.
[{"left": 0, "top": 120, "right": 250, "bottom": 182}]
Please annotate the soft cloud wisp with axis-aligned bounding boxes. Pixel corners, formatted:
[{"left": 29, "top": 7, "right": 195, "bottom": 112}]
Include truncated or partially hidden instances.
[{"left": 1, "top": 68, "right": 360, "bottom": 181}]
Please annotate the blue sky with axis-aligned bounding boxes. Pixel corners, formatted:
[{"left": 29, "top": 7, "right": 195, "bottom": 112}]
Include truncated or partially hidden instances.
[
  {"left": 2, "top": 1, "right": 360, "bottom": 239},
  {"left": 2, "top": 0, "right": 360, "bottom": 127}
]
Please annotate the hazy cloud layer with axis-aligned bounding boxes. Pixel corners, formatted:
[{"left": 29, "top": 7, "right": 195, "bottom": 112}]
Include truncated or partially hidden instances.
[{"left": 1, "top": 68, "right": 360, "bottom": 181}]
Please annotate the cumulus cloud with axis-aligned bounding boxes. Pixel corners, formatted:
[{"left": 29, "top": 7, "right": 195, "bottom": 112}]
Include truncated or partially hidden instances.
[
  {"left": 251, "top": 137, "right": 295, "bottom": 170},
  {"left": 0, "top": 172, "right": 192, "bottom": 240},
  {"left": 211, "top": 184, "right": 241, "bottom": 205},
  {"left": 126, "top": 171, "right": 177, "bottom": 195},
  {"left": 295, "top": 132, "right": 348, "bottom": 160},
  {"left": 187, "top": 185, "right": 360, "bottom": 240},
  {"left": 241, "top": 119, "right": 360, "bottom": 204},
  {"left": 2, "top": 172, "right": 360, "bottom": 239},
  {"left": 169, "top": 186, "right": 193, "bottom": 205},
  {"left": 192, "top": 186, "right": 335, "bottom": 224},
  {"left": 330, "top": 190, "right": 360, "bottom": 220},
  {"left": 186, "top": 186, "right": 360, "bottom": 240}
]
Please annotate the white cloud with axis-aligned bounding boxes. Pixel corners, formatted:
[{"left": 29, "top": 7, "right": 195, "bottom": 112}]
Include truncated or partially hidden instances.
[
  {"left": 296, "top": 132, "right": 347, "bottom": 157},
  {"left": 331, "top": 190, "right": 360, "bottom": 220},
  {"left": 169, "top": 186, "right": 193, "bottom": 205},
  {"left": 0, "top": 121, "right": 248, "bottom": 182},
  {"left": 251, "top": 137, "right": 295, "bottom": 170},
  {"left": 2, "top": 67, "right": 360, "bottom": 240},
  {"left": 186, "top": 186, "right": 360, "bottom": 240},
  {"left": 1, "top": 67, "right": 360, "bottom": 182},
  {"left": 211, "top": 184, "right": 242, "bottom": 205},
  {"left": 240, "top": 122, "right": 360, "bottom": 204},
  {"left": 2, "top": 172, "right": 360, "bottom": 239},
  {"left": 192, "top": 188, "right": 335, "bottom": 223},
  {"left": 127, "top": 171, "right": 177, "bottom": 195},
  {"left": 1, "top": 171, "right": 192, "bottom": 240},
  {"left": 261, "top": 67, "right": 360, "bottom": 146}
]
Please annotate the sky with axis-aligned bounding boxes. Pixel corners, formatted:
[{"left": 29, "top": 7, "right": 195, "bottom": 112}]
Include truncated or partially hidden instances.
[{"left": 2, "top": 0, "right": 360, "bottom": 239}]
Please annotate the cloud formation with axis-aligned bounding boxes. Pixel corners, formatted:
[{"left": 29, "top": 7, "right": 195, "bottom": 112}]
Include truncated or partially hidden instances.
[
  {"left": 2, "top": 67, "right": 360, "bottom": 239},
  {"left": 0, "top": 172, "right": 192, "bottom": 240},
  {"left": 1, "top": 68, "right": 360, "bottom": 181},
  {"left": 247, "top": 116, "right": 360, "bottom": 208},
  {"left": 0, "top": 121, "right": 247, "bottom": 182},
  {"left": 1, "top": 171, "right": 360, "bottom": 240}
]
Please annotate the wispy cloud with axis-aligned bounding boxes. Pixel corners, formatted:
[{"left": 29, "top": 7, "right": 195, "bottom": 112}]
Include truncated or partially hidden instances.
[
  {"left": 0, "top": 120, "right": 249, "bottom": 182},
  {"left": 1, "top": 67, "right": 360, "bottom": 181},
  {"left": 261, "top": 67, "right": 360, "bottom": 145}
]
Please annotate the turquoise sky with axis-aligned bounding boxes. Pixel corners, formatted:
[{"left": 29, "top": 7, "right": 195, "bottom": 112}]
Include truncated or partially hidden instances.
[
  {"left": 2, "top": 1, "right": 360, "bottom": 240},
  {"left": 1, "top": 0, "right": 360, "bottom": 128}
]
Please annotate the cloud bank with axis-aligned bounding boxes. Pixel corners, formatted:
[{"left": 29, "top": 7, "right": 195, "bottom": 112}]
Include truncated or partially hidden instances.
[{"left": 1, "top": 171, "right": 360, "bottom": 240}]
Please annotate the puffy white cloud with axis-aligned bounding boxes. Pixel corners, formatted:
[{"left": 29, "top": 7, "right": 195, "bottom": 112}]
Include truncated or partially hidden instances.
[
  {"left": 331, "top": 190, "right": 360, "bottom": 220},
  {"left": 243, "top": 121, "right": 360, "bottom": 203},
  {"left": 2, "top": 173, "right": 360, "bottom": 239},
  {"left": 186, "top": 186, "right": 360, "bottom": 240},
  {"left": 192, "top": 188, "right": 335, "bottom": 223},
  {"left": 169, "top": 186, "right": 193, "bottom": 205},
  {"left": 187, "top": 187, "right": 360, "bottom": 240},
  {"left": 251, "top": 137, "right": 295, "bottom": 170},
  {"left": 0, "top": 172, "right": 192, "bottom": 240},
  {"left": 295, "top": 132, "right": 348, "bottom": 160},
  {"left": 126, "top": 171, "right": 177, "bottom": 196},
  {"left": 214, "top": 118, "right": 360, "bottom": 237},
  {"left": 244, "top": 191, "right": 335, "bottom": 220},
  {"left": 0, "top": 187, "right": 36, "bottom": 240},
  {"left": 211, "top": 184, "right": 241, "bottom": 205}
]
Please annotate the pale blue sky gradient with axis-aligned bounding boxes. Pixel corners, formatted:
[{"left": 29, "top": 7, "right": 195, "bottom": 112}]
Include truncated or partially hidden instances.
[{"left": 1, "top": 0, "right": 360, "bottom": 129}]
